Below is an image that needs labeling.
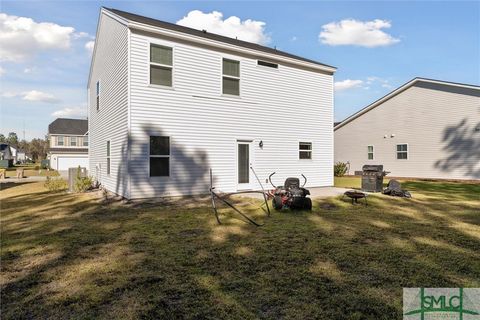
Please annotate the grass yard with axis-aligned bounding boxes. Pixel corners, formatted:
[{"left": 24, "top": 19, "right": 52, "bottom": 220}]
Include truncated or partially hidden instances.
[
  {"left": 1, "top": 178, "right": 479, "bottom": 319},
  {"left": 3, "top": 164, "right": 58, "bottom": 178}
]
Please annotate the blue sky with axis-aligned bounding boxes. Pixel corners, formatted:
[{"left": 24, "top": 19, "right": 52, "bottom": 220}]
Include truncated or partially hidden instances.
[{"left": 1, "top": 1, "right": 479, "bottom": 140}]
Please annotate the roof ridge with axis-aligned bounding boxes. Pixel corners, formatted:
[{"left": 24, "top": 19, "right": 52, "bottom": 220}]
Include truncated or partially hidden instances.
[{"left": 104, "top": 7, "right": 336, "bottom": 70}]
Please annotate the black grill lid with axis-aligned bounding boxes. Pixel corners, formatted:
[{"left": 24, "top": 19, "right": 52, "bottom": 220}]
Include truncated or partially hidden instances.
[{"left": 362, "top": 165, "right": 384, "bottom": 172}]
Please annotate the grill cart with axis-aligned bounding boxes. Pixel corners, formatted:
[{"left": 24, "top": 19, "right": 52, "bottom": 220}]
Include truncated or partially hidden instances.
[{"left": 361, "top": 165, "right": 388, "bottom": 192}]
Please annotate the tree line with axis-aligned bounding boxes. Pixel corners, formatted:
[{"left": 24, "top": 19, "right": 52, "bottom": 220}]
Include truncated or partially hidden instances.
[{"left": 0, "top": 132, "right": 49, "bottom": 161}]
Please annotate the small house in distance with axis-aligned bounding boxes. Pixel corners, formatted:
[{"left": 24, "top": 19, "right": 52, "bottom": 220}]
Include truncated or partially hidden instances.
[
  {"left": 48, "top": 118, "right": 89, "bottom": 171},
  {"left": 334, "top": 78, "right": 480, "bottom": 180},
  {"left": 88, "top": 8, "right": 336, "bottom": 199}
]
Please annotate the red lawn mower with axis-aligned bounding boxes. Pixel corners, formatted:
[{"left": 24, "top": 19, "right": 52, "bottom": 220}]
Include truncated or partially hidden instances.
[{"left": 268, "top": 172, "right": 312, "bottom": 211}]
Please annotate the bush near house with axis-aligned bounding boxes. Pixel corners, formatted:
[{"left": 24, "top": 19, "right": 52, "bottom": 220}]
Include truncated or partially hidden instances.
[
  {"left": 334, "top": 161, "right": 349, "bottom": 177},
  {"left": 44, "top": 176, "right": 68, "bottom": 192}
]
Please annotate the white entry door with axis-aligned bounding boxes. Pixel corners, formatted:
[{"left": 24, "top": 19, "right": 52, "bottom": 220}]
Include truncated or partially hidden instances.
[{"left": 237, "top": 141, "right": 253, "bottom": 190}]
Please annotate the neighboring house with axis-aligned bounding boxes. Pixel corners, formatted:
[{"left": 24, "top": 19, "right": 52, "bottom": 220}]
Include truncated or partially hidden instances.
[
  {"left": 88, "top": 8, "right": 336, "bottom": 199},
  {"left": 0, "top": 144, "right": 13, "bottom": 160},
  {"left": 335, "top": 78, "right": 480, "bottom": 180},
  {"left": 48, "top": 118, "right": 89, "bottom": 171}
]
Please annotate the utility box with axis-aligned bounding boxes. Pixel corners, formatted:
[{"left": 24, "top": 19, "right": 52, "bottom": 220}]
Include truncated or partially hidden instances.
[
  {"left": 68, "top": 167, "right": 87, "bottom": 192},
  {"left": 361, "top": 165, "right": 387, "bottom": 192}
]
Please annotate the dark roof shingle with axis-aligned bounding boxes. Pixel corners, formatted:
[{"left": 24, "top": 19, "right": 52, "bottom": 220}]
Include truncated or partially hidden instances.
[
  {"left": 48, "top": 118, "right": 88, "bottom": 135},
  {"left": 106, "top": 8, "right": 336, "bottom": 71}
]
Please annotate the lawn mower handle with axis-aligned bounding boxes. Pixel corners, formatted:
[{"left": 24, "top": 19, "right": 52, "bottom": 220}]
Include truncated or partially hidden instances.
[
  {"left": 301, "top": 174, "right": 307, "bottom": 187},
  {"left": 268, "top": 172, "right": 276, "bottom": 188}
]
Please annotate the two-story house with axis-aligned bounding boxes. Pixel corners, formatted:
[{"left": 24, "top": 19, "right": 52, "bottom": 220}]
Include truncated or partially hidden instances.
[
  {"left": 88, "top": 8, "right": 336, "bottom": 199},
  {"left": 48, "top": 118, "right": 89, "bottom": 170}
]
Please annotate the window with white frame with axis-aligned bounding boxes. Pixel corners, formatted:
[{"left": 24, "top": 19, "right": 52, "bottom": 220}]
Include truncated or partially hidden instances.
[
  {"left": 299, "top": 142, "right": 312, "bottom": 159},
  {"left": 70, "top": 136, "right": 77, "bottom": 147},
  {"left": 83, "top": 136, "right": 88, "bottom": 147},
  {"left": 57, "top": 136, "right": 64, "bottom": 146},
  {"left": 96, "top": 81, "right": 100, "bottom": 111},
  {"left": 150, "top": 136, "right": 170, "bottom": 176},
  {"left": 150, "top": 44, "right": 173, "bottom": 87},
  {"left": 367, "top": 145, "right": 374, "bottom": 160},
  {"left": 222, "top": 58, "right": 240, "bottom": 95},
  {"left": 397, "top": 144, "right": 408, "bottom": 160},
  {"left": 106, "top": 140, "right": 111, "bottom": 175}
]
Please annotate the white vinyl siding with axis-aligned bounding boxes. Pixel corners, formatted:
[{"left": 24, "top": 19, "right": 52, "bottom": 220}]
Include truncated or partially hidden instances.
[
  {"left": 88, "top": 12, "right": 129, "bottom": 197},
  {"left": 335, "top": 82, "right": 480, "bottom": 180},
  {"left": 127, "top": 30, "right": 333, "bottom": 198}
]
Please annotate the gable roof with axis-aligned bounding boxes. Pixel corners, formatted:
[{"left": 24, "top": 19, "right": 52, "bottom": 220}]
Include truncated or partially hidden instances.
[
  {"left": 48, "top": 118, "right": 88, "bottom": 135},
  {"left": 103, "top": 8, "right": 336, "bottom": 73},
  {"left": 334, "top": 77, "right": 480, "bottom": 131}
]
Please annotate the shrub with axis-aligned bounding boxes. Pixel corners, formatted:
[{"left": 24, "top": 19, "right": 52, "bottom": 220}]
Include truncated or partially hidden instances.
[
  {"left": 34, "top": 165, "right": 40, "bottom": 170},
  {"left": 44, "top": 176, "right": 68, "bottom": 192},
  {"left": 73, "top": 166, "right": 93, "bottom": 193},
  {"left": 334, "top": 162, "right": 349, "bottom": 177}
]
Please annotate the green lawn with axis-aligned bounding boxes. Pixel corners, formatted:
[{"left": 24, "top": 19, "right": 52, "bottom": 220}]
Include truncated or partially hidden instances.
[
  {"left": 1, "top": 178, "right": 479, "bottom": 319},
  {"left": 3, "top": 164, "right": 58, "bottom": 178}
]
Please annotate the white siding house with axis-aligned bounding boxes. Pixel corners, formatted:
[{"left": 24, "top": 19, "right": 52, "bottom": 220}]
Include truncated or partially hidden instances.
[
  {"left": 335, "top": 78, "right": 480, "bottom": 180},
  {"left": 48, "top": 118, "right": 89, "bottom": 171},
  {"left": 88, "top": 8, "right": 336, "bottom": 199}
]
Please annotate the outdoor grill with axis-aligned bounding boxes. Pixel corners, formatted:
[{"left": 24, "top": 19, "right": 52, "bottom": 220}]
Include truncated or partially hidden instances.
[{"left": 361, "top": 165, "right": 388, "bottom": 192}]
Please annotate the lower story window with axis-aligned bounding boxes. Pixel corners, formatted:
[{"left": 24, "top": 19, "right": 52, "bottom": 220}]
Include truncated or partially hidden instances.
[
  {"left": 397, "top": 144, "right": 408, "bottom": 159},
  {"left": 106, "top": 140, "right": 111, "bottom": 174},
  {"left": 150, "top": 136, "right": 170, "bottom": 176},
  {"left": 299, "top": 142, "right": 312, "bottom": 159},
  {"left": 367, "top": 145, "right": 374, "bottom": 160}
]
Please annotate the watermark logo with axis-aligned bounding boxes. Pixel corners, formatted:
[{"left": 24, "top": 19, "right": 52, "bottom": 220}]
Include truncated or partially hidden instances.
[{"left": 403, "top": 288, "right": 480, "bottom": 319}]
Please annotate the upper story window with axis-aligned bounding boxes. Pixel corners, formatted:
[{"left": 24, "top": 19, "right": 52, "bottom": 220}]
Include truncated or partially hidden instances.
[
  {"left": 258, "top": 60, "right": 278, "bottom": 69},
  {"left": 397, "top": 144, "right": 408, "bottom": 160},
  {"left": 299, "top": 142, "right": 312, "bottom": 159},
  {"left": 367, "top": 145, "right": 374, "bottom": 160},
  {"left": 222, "top": 58, "right": 240, "bottom": 96},
  {"left": 57, "top": 136, "right": 64, "bottom": 146},
  {"left": 83, "top": 136, "right": 88, "bottom": 147},
  {"left": 96, "top": 81, "right": 100, "bottom": 111},
  {"left": 70, "top": 137, "right": 77, "bottom": 147},
  {"left": 150, "top": 44, "right": 173, "bottom": 87}
]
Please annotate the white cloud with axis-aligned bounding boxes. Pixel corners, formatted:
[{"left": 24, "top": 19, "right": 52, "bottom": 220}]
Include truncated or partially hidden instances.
[
  {"left": 319, "top": 19, "right": 400, "bottom": 47},
  {"left": 0, "top": 66, "right": 4, "bottom": 76},
  {"left": 23, "top": 67, "right": 35, "bottom": 73},
  {"left": 51, "top": 106, "right": 86, "bottom": 118},
  {"left": 85, "top": 40, "right": 95, "bottom": 54},
  {"left": 2, "top": 90, "right": 60, "bottom": 103},
  {"left": 335, "top": 79, "right": 364, "bottom": 91},
  {"left": 23, "top": 90, "right": 59, "bottom": 103},
  {"left": 177, "top": 10, "right": 270, "bottom": 45},
  {"left": 0, "top": 13, "right": 76, "bottom": 62}
]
